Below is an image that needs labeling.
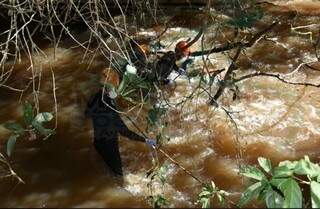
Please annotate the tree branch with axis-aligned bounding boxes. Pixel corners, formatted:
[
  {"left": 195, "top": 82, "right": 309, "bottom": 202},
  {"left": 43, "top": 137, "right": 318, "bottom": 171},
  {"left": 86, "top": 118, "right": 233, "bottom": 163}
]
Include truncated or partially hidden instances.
[
  {"left": 234, "top": 72, "right": 320, "bottom": 88},
  {"left": 191, "top": 21, "right": 279, "bottom": 57}
]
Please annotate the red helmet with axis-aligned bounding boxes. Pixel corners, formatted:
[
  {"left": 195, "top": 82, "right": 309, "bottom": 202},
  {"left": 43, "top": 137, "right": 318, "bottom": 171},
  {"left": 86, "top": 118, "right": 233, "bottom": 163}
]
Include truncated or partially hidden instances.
[{"left": 175, "top": 41, "right": 191, "bottom": 57}]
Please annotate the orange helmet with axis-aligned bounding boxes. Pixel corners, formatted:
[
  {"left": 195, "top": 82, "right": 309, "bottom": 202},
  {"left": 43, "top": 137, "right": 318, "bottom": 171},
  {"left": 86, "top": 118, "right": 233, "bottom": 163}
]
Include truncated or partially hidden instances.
[
  {"left": 175, "top": 41, "right": 191, "bottom": 57},
  {"left": 100, "top": 68, "right": 120, "bottom": 88}
]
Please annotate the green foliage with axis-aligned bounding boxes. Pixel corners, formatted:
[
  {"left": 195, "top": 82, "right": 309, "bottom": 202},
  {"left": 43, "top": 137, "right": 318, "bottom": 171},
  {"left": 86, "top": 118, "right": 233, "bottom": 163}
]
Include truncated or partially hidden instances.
[
  {"left": 3, "top": 122, "right": 24, "bottom": 135},
  {"left": 157, "top": 164, "right": 169, "bottom": 185},
  {"left": 148, "top": 194, "right": 168, "bottom": 208},
  {"left": 147, "top": 106, "right": 167, "bottom": 127},
  {"left": 34, "top": 112, "right": 54, "bottom": 123},
  {"left": 197, "top": 181, "right": 229, "bottom": 208},
  {"left": 107, "top": 66, "right": 152, "bottom": 104},
  {"left": 239, "top": 156, "right": 320, "bottom": 208},
  {"left": 146, "top": 105, "right": 169, "bottom": 146},
  {"left": 278, "top": 178, "right": 302, "bottom": 208},
  {"left": 6, "top": 135, "right": 17, "bottom": 157},
  {"left": 311, "top": 181, "right": 320, "bottom": 208},
  {"left": 2, "top": 102, "right": 54, "bottom": 157},
  {"left": 147, "top": 164, "right": 170, "bottom": 208},
  {"left": 23, "top": 102, "right": 34, "bottom": 125}
]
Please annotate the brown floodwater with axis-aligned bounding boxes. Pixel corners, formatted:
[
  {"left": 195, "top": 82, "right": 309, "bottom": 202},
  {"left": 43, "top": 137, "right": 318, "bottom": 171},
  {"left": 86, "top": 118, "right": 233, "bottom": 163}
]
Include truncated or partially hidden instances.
[{"left": 0, "top": 1, "right": 320, "bottom": 208}]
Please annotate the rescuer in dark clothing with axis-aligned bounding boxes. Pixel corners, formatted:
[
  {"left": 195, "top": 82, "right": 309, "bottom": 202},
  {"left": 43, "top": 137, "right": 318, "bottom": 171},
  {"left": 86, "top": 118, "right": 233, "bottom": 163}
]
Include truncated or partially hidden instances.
[
  {"left": 145, "top": 40, "right": 194, "bottom": 84},
  {"left": 85, "top": 69, "right": 156, "bottom": 176},
  {"left": 120, "top": 39, "right": 194, "bottom": 85}
]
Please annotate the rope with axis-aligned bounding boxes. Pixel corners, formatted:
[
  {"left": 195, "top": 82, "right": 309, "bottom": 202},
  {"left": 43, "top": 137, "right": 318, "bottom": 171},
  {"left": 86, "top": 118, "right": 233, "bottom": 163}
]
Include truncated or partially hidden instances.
[{"left": 124, "top": 115, "right": 204, "bottom": 185}]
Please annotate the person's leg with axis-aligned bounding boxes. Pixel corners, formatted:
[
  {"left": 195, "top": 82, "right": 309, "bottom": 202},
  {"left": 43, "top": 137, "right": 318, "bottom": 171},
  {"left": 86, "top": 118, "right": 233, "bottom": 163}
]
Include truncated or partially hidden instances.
[{"left": 94, "top": 138, "right": 123, "bottom": 176}]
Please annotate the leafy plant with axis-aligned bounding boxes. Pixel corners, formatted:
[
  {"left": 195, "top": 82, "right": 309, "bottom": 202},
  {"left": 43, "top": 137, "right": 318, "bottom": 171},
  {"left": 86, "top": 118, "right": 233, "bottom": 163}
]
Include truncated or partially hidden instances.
[
  {"left": 197, "top": 181, "right": 229, "bottom": 208},
  {"left": 238, "top": 156, "right": 320, "bottom": 208},
  {"left": 2, "top": 102, "right": 54, "bottom": 157},
  {"left": 147, "top": 164, "right": 170, "bottom": 208},
  {"left": 147, "top": 105, "right": 167, "bottom": 127},
  {"left": 104, "top": 65, "right": 152, "bottom": 104},
  {"left": 148, "top": 194, "right": 168, "bottom": 209}
]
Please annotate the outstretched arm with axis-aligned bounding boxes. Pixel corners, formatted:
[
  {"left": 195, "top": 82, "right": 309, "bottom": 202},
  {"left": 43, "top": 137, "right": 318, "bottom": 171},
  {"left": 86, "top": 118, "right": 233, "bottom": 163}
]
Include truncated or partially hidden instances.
[{"left": 114, "top": 113, "right": 146, "bottom": 143}]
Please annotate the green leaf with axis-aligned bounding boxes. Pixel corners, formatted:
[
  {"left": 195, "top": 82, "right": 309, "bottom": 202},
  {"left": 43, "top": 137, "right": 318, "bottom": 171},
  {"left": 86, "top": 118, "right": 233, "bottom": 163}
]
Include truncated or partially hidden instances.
[
  {"left": 265, "top": 187, "right": 284, "bottom": 208},
  {"left": 311, "top": 181, "right": 320, "bottom": 208},
  {"left": 200, "top": 197, "right": 210, "bottom": 208},
  {"left": 152, "top": 195, "right": 168, "bottom": 208},
  {"left": 32, "top": 121, "right": 54, "bottom": 136},
  {"left": 23, "top": 102, "right": 34, "bottom": 125},
  {"left": 240, "top": 165, "right": 267, "bottom": 181},
  {"left": 3, "top": 122, "right": 24, "bottom": 135},
  {"left": 238, "top": 182, "right": 264, "bottom": 207},
  {"left": 273, "top": 165, "right": 294, "bottom": 178},
  {"left": 6, "top": 135, "right": 17, "bottom": 157},
  {"left": 279, "top": 160, "right": 298, "bottom": 170},
  {"left": 278, "top": 178, "right": 302, "bottom": 208},
  {"left": 34, "top": 112, "right": 54, "bottom": 123},
  {"left": 294, "top": 156, "right": 320, "bottom": 178},
  {"left": 198, "top": 182, "right": 217, "bottom": 208},
  {"left": 270, "top": 178, "right": 287, "bottom": 188},
  {"left": 217, "top": 192, "right": 226, "bottom": 207},
  {"left": 258, "top": 157, "right": 272, "bottom": 174}
]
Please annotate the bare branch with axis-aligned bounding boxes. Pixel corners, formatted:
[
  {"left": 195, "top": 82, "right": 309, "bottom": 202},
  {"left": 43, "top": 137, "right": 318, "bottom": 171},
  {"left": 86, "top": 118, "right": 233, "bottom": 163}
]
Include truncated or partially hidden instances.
[
  {"left": 191, "top": 21, "right": 279, "bottom": 57},
  {"left": 234, "top": 71, "right": 320, "bottom": 88}
]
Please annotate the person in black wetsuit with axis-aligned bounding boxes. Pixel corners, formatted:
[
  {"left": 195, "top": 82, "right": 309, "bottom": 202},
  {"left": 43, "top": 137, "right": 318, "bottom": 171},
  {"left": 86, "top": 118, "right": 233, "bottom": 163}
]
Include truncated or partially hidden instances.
[
  {"left": 85, "top": 70, "right": 156, "bottom": 176},
  {"left": 116, "top": 39, "right": 194, "bottom": 85},
  {"left": 145, "top": 40, "right": 194, "bottom": 85}
]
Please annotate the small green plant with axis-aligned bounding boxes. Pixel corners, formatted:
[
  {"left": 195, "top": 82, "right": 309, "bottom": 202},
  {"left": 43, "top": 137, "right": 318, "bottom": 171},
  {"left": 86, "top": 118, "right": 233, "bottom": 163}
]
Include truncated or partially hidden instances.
[
  {"left": 146, "top": 105, "right": 169, "bottom": 146},
  {"left": 104, "top": 66, "right": 152, "bottom": 104},
  {"left": 147, "top": 164, "right": 170, "bottom": 208},
  {"left": 148, "top": 194, "right": 168, "bottom": 209},
  {"left": 2, "top": 102, "right": 54, "bottom": 157},
  {"left": 238, "top": 156, "right": 320, "bottom": 208},
  {"left": 197, "top": 181, "right": 229, "bottom": 208}
]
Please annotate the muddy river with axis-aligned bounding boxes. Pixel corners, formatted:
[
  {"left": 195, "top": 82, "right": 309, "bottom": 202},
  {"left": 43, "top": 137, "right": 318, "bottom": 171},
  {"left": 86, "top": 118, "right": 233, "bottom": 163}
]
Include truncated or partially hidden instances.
[{"left": 0, "top": 1, "right": 320, "bottom": 208}]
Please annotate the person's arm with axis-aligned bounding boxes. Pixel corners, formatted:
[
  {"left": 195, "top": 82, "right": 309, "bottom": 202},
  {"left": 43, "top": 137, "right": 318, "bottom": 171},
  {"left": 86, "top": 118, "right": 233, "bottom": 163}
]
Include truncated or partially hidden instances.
[{"left": 113, "top": 112, "right": 146, "bottom": 142}]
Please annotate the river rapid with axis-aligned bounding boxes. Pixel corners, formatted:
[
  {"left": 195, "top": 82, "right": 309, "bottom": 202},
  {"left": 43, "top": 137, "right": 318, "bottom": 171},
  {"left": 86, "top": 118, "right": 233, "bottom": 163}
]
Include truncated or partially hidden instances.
[{"left": 0, "top": 1, "right": 320, "bottom": 208}]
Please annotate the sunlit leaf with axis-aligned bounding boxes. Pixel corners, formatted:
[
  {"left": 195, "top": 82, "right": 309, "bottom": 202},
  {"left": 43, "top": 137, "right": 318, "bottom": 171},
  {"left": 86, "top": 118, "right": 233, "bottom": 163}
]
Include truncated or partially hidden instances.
[
  {"left": 258, "top": 157, "right": 272, "bottom": 174},
  {"left": 200, "top": 198, "right": 210, "bottom": 208},
  {"left": 152, "top": 194, "right": 168, "bottom": 208},
  {"left": 23, "top": 102, "right": 34, "bottom": 125},
  {"left": 311, "top": 181, "right": 320, "bottom": 208},
  {"left": 34, "top": 112, "right": 54, "bottom": 123},
  {"left": 273, "top": 165, "right": 294, "bottom": 178},
  {"left": 6, "top": 135, "right": 17, "bottom": 157},
  {"left": 198, "top": 182, "right": 217, "bottom": 208},
  {"left": 293, "top": 156, "right": 320, "bottom": 178},
  {"left": 240, "top": 165, "right": 266, "bottom": 181},
  {"left": 265, "top": 187, "right": 284, "bottom": 208},
  {"left": 278, "top": 160, "right": 298, "bottom": 170},
  {"left": 278, "top": 178, "right": 302, "bottom": 208},
  {"left": 32, "top": 121, "right": 54, "bottom": 136},
  {"left": 217, "top": 192, "right": 226, "bottom": 207},
  {"left": 270, "top": 178, "right": 287, "bottom": 188},
  {"left": 3, "top": 122, "right": 24, "bottom": 135},
  {"left": 238, "top": 182, "right": 264, "bottom": 207}
]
